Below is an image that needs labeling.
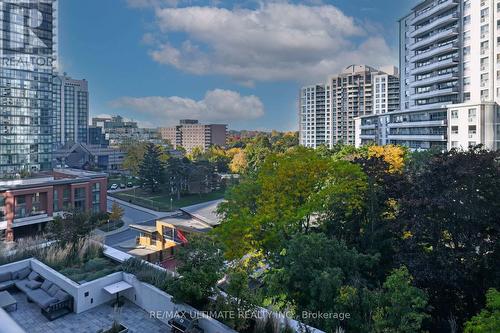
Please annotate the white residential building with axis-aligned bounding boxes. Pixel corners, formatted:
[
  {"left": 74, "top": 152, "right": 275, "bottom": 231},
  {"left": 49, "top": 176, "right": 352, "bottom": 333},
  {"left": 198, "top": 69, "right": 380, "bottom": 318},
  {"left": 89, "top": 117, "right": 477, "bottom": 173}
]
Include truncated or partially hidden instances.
[
  {"left": 300, "top": 66, "right": 399, "bottom": 148},
  {"left": 299, "top": 84, "right": 332, "bottom": 148},
  {"left": 356, "top": 0, "right": 500, "bottom": 151}
]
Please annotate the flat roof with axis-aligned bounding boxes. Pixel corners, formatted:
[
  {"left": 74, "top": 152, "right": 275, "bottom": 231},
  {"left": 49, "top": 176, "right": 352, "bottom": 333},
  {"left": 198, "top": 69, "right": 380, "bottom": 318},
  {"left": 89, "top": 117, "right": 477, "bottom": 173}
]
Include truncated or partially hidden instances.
[
  {"left": 179, "top": 199, "right": 224, "bottom": 227},
  {"left": 0, "top": 168, "right": 107, "bottom": 191},
  {"left": 158, "top": 215, "right": 213, "bottom": 233}
]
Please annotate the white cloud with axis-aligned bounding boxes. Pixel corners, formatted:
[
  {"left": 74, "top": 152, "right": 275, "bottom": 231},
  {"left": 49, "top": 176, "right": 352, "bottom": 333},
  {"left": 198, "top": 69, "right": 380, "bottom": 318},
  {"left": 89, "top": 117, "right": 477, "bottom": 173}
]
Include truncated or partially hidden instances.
[
  {"left": 144, "top": 2, "right": 396, "bottom": 84},
  {"left": 108, "top": 89, "right": 264, "bottom": 126}
]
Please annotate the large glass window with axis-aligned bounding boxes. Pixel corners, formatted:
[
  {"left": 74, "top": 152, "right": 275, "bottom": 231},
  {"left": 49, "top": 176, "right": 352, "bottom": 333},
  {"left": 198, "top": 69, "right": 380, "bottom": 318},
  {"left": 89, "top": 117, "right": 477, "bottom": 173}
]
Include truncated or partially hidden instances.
[
  {"left": 15, "top": 196, "right": 26, "bottom": 218},
  {"left": 63, "top": 188, "right": 71, "bottom": 210},
  {"left": 74, "top": 188, "right": 86, "bottom": 212},
  {"left": 92, "top": 183, "right": 100, "bottom": 213}
]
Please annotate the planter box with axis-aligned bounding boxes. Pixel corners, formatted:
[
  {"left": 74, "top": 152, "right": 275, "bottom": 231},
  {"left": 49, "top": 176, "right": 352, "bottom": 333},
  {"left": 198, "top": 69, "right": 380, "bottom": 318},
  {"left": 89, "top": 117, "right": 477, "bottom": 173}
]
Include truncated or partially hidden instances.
[{"left": 101, "top": 323, "right": 128, "bottom": 333}]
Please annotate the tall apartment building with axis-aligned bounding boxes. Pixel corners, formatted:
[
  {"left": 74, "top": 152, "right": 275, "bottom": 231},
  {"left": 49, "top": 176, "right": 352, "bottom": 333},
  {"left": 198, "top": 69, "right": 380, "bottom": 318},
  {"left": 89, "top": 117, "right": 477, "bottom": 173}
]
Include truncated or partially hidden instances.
[
  {"left": 53, "top": 74, "right": 89, "bottom": 147},
  {"left": 357, "top": 0, "right": 500, "bottom": 151},
  {"left": 300, "top": 65, "right": 399, "bottom": 148},
  {"left": 0, "top": 0, "right": 58, "bottom": 175},
  {"left": 159, "top": 120, "right": 227, "bottom": 152},
  {"left": 299, "top": 84, "right": 332, "bottom": 148}
]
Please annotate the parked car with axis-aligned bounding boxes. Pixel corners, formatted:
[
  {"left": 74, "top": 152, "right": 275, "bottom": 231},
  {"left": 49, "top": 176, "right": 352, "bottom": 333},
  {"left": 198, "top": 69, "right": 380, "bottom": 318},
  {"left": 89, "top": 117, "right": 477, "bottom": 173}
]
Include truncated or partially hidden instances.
[
  {"left": 110, "top": 184, "right": 119, "bottom": 190},
  {"left": 120, "top": 183, "right": 126, "bottom": 189},
  {"left": 127, "top": 182, "right": 133, "bottom": 188},
  {"left": 168, "top": 311, "right": 204, "bottom": 333}
]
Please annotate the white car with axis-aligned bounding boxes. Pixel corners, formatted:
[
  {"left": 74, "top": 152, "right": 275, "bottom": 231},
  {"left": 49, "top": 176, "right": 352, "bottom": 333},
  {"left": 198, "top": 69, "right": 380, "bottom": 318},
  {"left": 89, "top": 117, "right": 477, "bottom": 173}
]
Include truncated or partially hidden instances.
[{"left": 110, "top": 184, "right": 119, "bottom": 190}]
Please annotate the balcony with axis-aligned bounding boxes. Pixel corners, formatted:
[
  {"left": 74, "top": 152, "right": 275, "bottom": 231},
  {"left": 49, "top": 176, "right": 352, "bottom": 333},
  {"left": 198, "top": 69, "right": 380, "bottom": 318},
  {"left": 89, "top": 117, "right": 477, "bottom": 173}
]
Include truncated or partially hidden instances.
[
  {"left": 410, "top": 0, "right": 459, "bottom": 26},
  {"left": 411, "top": 56, "right": 459, "bottom": 75},
  {"left": 411, "top": 86, "right": 459, "bottom": 100},
  {"left": 411, "top": 42, "right": 458, "bottom": 62},
  {"left": 408, "top": 101, "right": 451, "bottom": 112},
  {"left": 388, "top": 134, "right": 446, "bottom": 141},
  {"left": 410, "top": 72, "right": 458, "bottom": 88},
  {"left": 360, "top": 123, "right": 376, "bottom": 130},
  {"left": 410, "top": 28, "right": 458, "bottom": 51},
  {"left": 410, "top": 12, "right": 459, "bottom": 38},
  {"left": 388, "top": 119, "right": 446, "bottom": 129}
]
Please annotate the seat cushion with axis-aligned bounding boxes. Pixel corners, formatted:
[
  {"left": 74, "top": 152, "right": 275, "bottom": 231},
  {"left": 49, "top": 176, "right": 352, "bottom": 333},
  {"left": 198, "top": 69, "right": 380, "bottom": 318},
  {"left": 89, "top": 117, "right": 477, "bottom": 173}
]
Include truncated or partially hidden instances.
[
  {"left": 27, "top": 271, "right": 40, "bottom": 281},
  {"left": 15, "top": 279, "right": 31, "bottom": 293},
  {"left": 47, "top": 284, "right": 60, "bottom": 297},
  {"left": 26, "top": 280, "right": 42, "bottom": 290},
  {"left": 13, "top": 267, "right": 31, "bottom": 280},
  {"left": 27, "top": 289, "right": 58, "bottom": 308},
  {"left": 41, "top": 280, "right": 53, "bottom": 292},
  {"left": 0, "top": 272, "right": 12, "bottom": 283}
]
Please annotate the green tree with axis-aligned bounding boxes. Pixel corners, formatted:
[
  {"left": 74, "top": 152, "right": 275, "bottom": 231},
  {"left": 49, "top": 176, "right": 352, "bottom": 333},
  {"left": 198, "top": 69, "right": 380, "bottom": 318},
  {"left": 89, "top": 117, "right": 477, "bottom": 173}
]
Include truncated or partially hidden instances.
[
  {"left": 216, "top": 147, "right": 367, "bottom": 259},
  {"left": 372, "top": 266, "right": 429, "bottom": 333},
  {"left": 139, "top": 143, "right": 165, "bottom": 193},
  {"left": 171, "top": 234, "right": 225, "bottom": 307},
  {"left": 266, "top": 233, "right": 379, "bottom": 332},
  {"left": 121, "top": 141, "right": 147, "bottom": 176},
  {"left": 395, "top": 147, "right": 500, "bottom": 330},
  {"left": 109, "top": 201, "right": 124, "bottom": 222},
  {"left": 46, "top": 211, "right": 98, "bottom": 245},
  {"left": 464, "top": 289, "right": 500, "bottom": 333}
]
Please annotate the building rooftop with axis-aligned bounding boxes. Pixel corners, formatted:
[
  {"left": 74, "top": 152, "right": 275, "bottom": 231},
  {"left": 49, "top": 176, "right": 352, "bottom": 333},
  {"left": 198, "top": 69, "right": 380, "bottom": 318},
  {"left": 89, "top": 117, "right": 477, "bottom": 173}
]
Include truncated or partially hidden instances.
[
  {"left": 7, "top": 290, "right": 169, "bottom": 333},
  {"left": 179, "top": 199, "right": 224, "bottom": 227},
  {"left": 0, "top": 169, "right": 107, "bottom": 191}
]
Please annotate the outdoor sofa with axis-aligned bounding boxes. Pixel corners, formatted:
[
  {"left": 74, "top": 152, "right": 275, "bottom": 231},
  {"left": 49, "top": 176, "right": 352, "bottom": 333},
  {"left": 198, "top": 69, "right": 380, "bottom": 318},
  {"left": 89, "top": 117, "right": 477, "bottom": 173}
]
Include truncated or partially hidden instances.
[{"left": 0, "top": 266, "right": 73, "bottom": 320}]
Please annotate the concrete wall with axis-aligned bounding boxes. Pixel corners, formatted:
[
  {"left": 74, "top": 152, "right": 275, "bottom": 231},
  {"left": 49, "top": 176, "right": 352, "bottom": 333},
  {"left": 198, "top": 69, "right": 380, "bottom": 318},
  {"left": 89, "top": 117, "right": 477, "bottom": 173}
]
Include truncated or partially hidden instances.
[
  {"left": 122, "top": 273, "right": 237, "bottom": 333},
  {"left": 76, "top": 272, "right": 123, "bottom": 313},
  {"left": 0, "top": 259, "right": 30, "bottom": 275}
]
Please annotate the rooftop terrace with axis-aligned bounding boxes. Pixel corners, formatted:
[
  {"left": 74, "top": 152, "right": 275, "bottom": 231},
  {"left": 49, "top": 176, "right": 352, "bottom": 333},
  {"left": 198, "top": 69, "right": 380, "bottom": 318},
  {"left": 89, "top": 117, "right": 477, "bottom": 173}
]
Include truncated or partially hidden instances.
[{"left": 7, "top": 290, "right": 169, "bottom": 333}]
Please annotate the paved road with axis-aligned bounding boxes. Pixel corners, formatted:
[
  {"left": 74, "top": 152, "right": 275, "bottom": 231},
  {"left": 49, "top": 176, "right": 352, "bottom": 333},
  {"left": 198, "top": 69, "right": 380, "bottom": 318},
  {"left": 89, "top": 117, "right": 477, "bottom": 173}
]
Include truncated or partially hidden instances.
[
  {"left": 105, "top": 198, "right": 158, "bottom": 246},
  {"left": 106, "top": 199, "right": 156, "bottom": 223}
]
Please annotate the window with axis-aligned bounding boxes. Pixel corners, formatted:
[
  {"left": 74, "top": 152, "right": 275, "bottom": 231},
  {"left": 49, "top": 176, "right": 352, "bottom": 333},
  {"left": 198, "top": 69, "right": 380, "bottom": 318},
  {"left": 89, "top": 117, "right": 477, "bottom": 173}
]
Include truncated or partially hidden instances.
[
  {"left": 451, "top": 126, "right": 459, "bottom": 134},
  {"left": 74, "top": 188, "right": 86, "bottom": 212},
  {"left": 451, "top": 141, "right": 459, "bottom": 148},
  {"left": 0, "top": 196, "right": 4, "bottom": 219},
  {"left": 468, "top": 125, "right": 477, "bottom": 138},
  {"left": 15, "top": 196, "right": 26, "bottom": 218},
  {"left": 92, "top": 183, "right": 101, "bottom": 213},
  {"left": 451, "top": 110, "right": 458, "bottom": 119},
  {"left": 469, "top": 141, "right": 477, "bottom": 147},
  {"left": 53, "top": 189, "right": 59, "bottom": 212},
  {"left": 468, "top": 108, "right": 477, "bottom": 122},
  {"left": 63, "top": 188, "right": 71, "bottom": 210}
]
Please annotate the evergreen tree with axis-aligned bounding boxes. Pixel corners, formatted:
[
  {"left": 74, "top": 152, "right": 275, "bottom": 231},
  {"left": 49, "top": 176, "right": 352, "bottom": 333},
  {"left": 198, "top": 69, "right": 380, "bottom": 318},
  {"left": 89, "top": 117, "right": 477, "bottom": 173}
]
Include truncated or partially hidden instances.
[{"left": 139, "top": 143, "right": 165, "bottom": 193}]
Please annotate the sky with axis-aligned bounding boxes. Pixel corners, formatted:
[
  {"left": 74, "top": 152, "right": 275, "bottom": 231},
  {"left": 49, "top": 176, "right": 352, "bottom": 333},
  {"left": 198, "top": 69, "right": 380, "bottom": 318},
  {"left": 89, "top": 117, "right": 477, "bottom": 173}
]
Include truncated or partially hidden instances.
[{"left": 58, "top": 0, "right": 421, "bottom": 131}]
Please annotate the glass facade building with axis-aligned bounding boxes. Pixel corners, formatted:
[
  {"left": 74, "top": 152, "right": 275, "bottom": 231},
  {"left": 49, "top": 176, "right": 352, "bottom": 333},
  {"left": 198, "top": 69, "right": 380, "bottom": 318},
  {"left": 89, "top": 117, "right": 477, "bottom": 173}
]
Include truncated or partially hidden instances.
[
  {"left": 0, "top": 0, "right": 58, "bottom": 175},
  {"left": 53, "top": 74, "right": 89, "bottom": 147}
]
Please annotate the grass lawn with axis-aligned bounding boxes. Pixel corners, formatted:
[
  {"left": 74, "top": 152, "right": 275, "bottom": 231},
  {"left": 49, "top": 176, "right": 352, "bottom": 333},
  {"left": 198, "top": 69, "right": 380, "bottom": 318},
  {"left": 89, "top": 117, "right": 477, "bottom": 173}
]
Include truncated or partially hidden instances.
[{"left": 110, "top": 188, "right": 225, "bottom": 211}]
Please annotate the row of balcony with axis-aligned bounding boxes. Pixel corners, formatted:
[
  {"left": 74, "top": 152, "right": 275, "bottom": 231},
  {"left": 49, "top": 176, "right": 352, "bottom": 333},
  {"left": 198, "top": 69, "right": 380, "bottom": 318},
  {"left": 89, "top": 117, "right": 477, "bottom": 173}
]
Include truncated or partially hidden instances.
[
  {"left": 411, "top": 41, "right": 458, "bottom": 62},
  {"left": 411, "top": 86, "right": 459, "bottom": 100},
  {"left": 411, "top": 56, "right": 459, "bottom": 75},
  {"left": 410, "top": 0, "right": 458, "bottom": 26},
  {"left": 410, "top": 71, "right": 458, "bottom": 88},
  {"left": 410, "top": 27, "right": 458, "bottom": 51},
  {"left": 410, "top": 12, "right": 459, "bottom": 39}
]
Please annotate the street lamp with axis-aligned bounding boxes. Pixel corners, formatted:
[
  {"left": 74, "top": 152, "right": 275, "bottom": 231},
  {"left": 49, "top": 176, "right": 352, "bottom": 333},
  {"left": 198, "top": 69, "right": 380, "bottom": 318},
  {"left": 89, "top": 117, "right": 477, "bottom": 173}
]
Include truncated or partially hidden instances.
[{"left": 170, "top": 197, "right": 173, "bottom": 211}]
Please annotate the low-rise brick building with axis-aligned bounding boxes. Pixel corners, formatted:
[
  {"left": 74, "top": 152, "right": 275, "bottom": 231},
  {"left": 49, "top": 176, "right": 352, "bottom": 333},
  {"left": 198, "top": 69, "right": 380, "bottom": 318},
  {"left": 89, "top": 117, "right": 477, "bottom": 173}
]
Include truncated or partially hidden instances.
[{"left": 0, "top": 169, "right": 108, "bottom": 241}]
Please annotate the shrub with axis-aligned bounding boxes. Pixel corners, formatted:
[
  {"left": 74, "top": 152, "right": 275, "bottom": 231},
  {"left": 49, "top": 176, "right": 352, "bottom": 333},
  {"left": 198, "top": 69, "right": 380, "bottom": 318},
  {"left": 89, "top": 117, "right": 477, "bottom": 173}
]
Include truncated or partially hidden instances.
[{"left": 122, "top": 258, "right": 174, "bottom": 292}]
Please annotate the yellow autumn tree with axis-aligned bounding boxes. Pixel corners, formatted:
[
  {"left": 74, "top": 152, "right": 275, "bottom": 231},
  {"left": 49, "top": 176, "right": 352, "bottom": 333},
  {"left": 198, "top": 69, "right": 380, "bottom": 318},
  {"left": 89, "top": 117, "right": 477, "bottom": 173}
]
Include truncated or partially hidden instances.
[
  {"left": 229, "top": 148, "right": 248, "bottom": 174},
  {"left": 368, "top": 145, "right": 406, "bottom": 173}
]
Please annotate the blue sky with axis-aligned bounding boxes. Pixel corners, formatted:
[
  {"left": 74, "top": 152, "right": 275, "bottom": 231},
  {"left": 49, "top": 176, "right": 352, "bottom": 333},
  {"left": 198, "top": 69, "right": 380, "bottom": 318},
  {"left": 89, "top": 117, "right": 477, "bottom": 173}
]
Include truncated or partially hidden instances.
[{"left": 59, "top": 0, "right": 420, "bottom": 131}]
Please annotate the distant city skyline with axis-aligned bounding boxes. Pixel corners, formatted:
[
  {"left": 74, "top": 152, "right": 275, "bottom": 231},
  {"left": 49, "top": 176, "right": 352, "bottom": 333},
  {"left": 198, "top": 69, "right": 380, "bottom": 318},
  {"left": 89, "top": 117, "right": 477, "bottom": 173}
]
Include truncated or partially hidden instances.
[{"left": 59, "top": 0, "right": 420, "bottom": 131}]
